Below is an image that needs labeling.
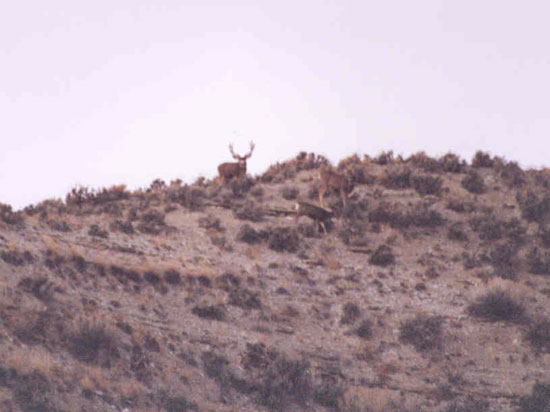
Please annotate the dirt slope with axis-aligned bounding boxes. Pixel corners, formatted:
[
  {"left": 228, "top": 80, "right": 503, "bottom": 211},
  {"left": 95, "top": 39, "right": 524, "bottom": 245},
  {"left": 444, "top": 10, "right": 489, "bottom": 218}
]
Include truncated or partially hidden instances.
[{"left": 1, "top": 151, "right": 550, "bottom": 412}]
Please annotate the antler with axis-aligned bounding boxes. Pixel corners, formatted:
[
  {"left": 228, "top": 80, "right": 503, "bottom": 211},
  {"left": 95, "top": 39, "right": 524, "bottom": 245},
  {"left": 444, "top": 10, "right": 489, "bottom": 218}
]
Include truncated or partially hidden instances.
[
  {"left": 229, "top": 143, "right": 239, "bottom": 160},
  {"left": 243, "top": 141, "right": 255, "bottom": 159}
]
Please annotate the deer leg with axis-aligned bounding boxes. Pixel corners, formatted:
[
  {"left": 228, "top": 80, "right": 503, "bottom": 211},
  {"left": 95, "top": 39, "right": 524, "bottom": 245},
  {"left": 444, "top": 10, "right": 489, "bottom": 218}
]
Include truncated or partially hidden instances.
[{"left": 319, "top": 187, "right": 326, "bottom": 207}]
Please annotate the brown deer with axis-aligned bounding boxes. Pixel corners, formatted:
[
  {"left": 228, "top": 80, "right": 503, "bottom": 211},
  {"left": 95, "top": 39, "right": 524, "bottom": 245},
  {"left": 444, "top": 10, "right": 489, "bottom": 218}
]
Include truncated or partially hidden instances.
[
  {"left": 295, "top": 201, "right": 333, "bottom": 234},
  {"left": 217, "top": 142, "right": 255, "bottom": 184},
  {"left": 318, "top": 167, "right": 353, "bottom": 207}
]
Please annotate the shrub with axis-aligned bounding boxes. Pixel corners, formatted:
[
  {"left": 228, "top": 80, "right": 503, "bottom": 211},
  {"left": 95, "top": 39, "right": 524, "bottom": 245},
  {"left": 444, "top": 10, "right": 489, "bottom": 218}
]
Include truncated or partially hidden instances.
[
  {"left": 469, "top": 213, "right": 504, "bottom": 241},
  {"left": 526, "top": 319, "right": 550, "bottom": 354},
  {"left": 490, "top": 241, "right": 521, "bottom": 279},
  {"left": 233, "top": 202, "right": 264, "bottom": 222},
  {"left": 236, "top": 224, "right": 267, "bottom": 244},
  {"left": 137, "top": 210, "right": 166, "bottom": 235},
  {"left": 518, "top": 382, "right": 550, "bottom": 412},
  {"left": 66, "top": 321, "right": 119, "bottom": 367},
  {"left": 110, "top": 219, "right": 134, "bottom": 234},
  {"left": 255, "top": 354, "right": 312, "bottom": 410},
  {"left": 439, "top": 153, "right": 465, "bottom": 173},
  {"left": 411, "top": 174, "right": 443, "bottom": 196},
  {"left": 467, "top": 289, "right": 525, "bottom": 323},
  {"left": 191, "top": 305, "right": 226, "bottom": 321},
  {"left": 162, "top": 395, "right": 198, "bottom": 412},
  {"left": 267, "top": 227, "right": 300, "bottom": 253},
  {"left": 164, "top": 270, "right": 182, "bottom": 285},
  {"left": 355, "top": 319, "right": 373, "bottom": 339},
  {"left": 461, "top": 171, "right": 486, "bottom": 194},
  {"left": 373, "top": 150, "right": 394, "bottom": 165},
  {"left": 496, "top": 160, "right": 525, "bottom": 187},
  {"left": 409, "top": 206, "right": 444, "bottom": 228},
  {"left": 281, "top": 186, "right": 299, "bottom": 200},
  {"left": 88, "top": 224, "right": 109, "bottom": 238},
  {"left": 1, "top": 249, "right": 33, "bottom": 266},
  {"left": 341, "top": 302, "right": 361, "bottom": 325},
  {"left": 448, "top": 222, "right": 468, "bottom": 241},
  {"left": 471, "top": 151, "right": 494, "bottom": 168},
  {"left": 228, "top": 288, "right": 262, "bottom": 310},
  {"left": 167, "top": 185, "right": 204, "bottom": 211},
  {"left": 380, "top": 167, "right": 411, "bottom": 189},
  {"left": 539, "top": 226, "right": 550, "bottom": 248},
  {"left": 231, "top": 177, "right": 256, "bottom": 198},
  {"left": 407, "top": 151, "right": 441, "bottom": 172},
  {"left": 517, "top": 191, "right": 550, "bottom": 223},
  {"left": 526, "top": 247, "right": 550, "bottom": 275},
  {"left": 47, "top": 219, "right": 71, "bottom": 232},
  {"left": 0, "top": 203, "right": 24, "bottom": 226},
  {"left": 446, "top": 199, "right": 475, "bottom": 213},
  {"left": 399, "top": 315, "right": 443, "bottom": 352},
  {"left": 369, "top": 245, "right": 395, "bottom": 266}
]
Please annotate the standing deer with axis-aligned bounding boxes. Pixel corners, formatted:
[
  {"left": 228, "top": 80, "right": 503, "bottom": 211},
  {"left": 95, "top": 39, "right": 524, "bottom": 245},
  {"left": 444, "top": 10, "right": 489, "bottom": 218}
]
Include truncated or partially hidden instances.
[
  {"left": 217, "top": 142, "right": 255, "bottom": 184},
  {"left": 318, "top": 167, "right": 353, "bottom": 207},
  {"left": 295, "top": 201, "right": 333, "bottom": 234}
]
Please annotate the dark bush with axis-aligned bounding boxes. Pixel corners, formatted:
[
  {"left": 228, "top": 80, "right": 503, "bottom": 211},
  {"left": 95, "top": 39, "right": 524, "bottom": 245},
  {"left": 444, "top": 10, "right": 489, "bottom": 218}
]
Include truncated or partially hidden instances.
[
  {"left": 230, "top": 177, "right": 256, "bottom": 198},
  {"left": 399, "top": 315, "right": 443, "bottom": 351},
  {"left": 47, "top": 219, "right": 71, "bottom": 232},
  {"left": 228, "top": 288, "right": 261, "bottom": 310},
  {"left": 526, "top": 247, "right": 550, "bottom": 275},
  {"left": 446, "top": 199, "right": 475, "bottom": 213},
  {"left": 380, "top": 167, "right": 411, "bottom": 189},
  {"left": 164, "top": 270, "right": 182, "bottom": 285},
  {"left": 162, "top": 395, "right": 198, "bottom": 412},
  {"left": 407, "top": 152, "right": 441, "bottom": 173},
  {"left": 539, "top": 226, "right": 550, "bottom": 248},
  {"left": 409, "top": 206, "right": 444, "bottom": 228},
  {"left": 255, "top": 354, "right": 312, "bottom": 410},
  {"left": 461, "top": 170, "right": 486, "bottom": 194},
  {"left": 526, "top": 319, "right": 550, "bottom": 354},
  {"left": 1, "top": 249, "right": 33, "bottom": 266},
  {"left": 518, "top": 382, "right": 550, "bottom": 412},
  {"left": 411, "top": 174, "right": 443, "bottom": 196},
  {"left": 110, "top": 219, "right": 134, "bottom": 234},
  {"left": 369, "top": 245, "right": 395, "bottom": 266},
  {"left": 191, "top": 305, "right": 226, "bottom": 321},
  {"left": 144, "top": 271, "right": 162, "bottom": 285},
  {"left": 517, "top": 191, "right": 550, "bottom": 224},
  {"left": 198, "top": 214, "right": 224, "bottom": 232},
  {"left": 67, "top": 321, "right": 119, "bottom": 367},
  {"left": 448, "top": 222, "right": 468, "bottom": 241},
  {"left": 281, "top": 186, "right": 299, "bottom": 200},
  {"left": 490, "top": 241, "right": 521, "bottom": 279},
  {"left": 13, "top": 371, "right": 57, "bottom": 412},
  {"left": 167, "top": 185, "right": 204, "bottom": 211},
  {"left": 496, "top": 160, "right": 525, "bottom": 187},
  {"left": 202, "top": 351, "right": 231, "bottom": 384},
  {"left": 88, "top": 224, "right": 109, "bottom": 238},
  {"left": 368, "top": 202, "right": 411, "bottom": 229},
  {"left": 471, "top": 151, "right": 494, "bottom": 168},
  {"left": 469, "top": 213, "right": 504, "bottom": 241},
  {"left": 267, "top": 227, "right": 300, "bottom": 253},
  {"left": 374, "top": 150, "right": 394, "bottom": 165},
  {"left": 341, "top": 302, "right": 361, "bottom": 325},
  {"left": 467, "top": 289, "right": 525, "bottom": 323},
  {"left": 439, "top": 153, "right": 465, "bottom": 173},
  {"left": 355, "top": 319, "right": 373, "bottom": 339},
  {"left": 236, "top": 224, "right": 267, "bottom": 244},
  {"left": 233, "top": 202, "right": 264, "bottom": 222}
]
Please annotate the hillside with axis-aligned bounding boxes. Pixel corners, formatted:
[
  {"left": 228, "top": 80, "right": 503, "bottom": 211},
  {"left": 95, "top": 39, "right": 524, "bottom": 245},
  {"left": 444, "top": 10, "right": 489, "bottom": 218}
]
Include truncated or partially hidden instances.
[{"left": 1, "top": 151, "right": 550, "bottom": 412}]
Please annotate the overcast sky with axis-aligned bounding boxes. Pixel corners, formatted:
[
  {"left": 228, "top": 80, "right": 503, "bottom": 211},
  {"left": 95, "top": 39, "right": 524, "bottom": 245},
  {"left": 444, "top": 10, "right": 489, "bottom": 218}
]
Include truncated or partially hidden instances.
[{"left": 2, "top": 1, "right": 549, "bottom": 210}]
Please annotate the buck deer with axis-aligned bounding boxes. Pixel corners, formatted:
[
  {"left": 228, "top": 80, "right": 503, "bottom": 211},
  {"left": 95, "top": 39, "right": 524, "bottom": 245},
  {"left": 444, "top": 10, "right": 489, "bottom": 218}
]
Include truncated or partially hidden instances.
[
  {"left": 318, "top": 168, "right": 353, "bottom": 207},
  {"left": 217, "top": 142, "right": 255, "bottom": 184}
]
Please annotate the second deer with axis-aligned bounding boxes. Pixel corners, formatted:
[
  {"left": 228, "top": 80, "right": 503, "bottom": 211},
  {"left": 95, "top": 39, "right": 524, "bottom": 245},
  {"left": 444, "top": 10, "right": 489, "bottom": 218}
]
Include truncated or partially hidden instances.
[{"left": 318, "top": 167, "right": 353, "bottom": 207}]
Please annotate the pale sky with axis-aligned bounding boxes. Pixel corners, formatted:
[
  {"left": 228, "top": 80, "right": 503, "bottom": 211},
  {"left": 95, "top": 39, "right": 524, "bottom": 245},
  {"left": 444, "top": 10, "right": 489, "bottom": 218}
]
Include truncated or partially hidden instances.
[{"left": 2, "top": 1, "right": 549, "bottom": 210}]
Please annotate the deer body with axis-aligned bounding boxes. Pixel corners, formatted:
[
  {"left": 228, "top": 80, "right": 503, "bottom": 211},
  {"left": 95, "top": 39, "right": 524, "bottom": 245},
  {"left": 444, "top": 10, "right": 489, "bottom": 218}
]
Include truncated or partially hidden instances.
[
  {"left": 295, "top": 201, "right": 333, "bottom": 234},
  {"left": 318, "top": 168, "right": 353, "bottom": 207},
  {"left": 218, "top": 142, "right": 255, "bottom": 184}
]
